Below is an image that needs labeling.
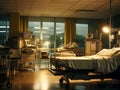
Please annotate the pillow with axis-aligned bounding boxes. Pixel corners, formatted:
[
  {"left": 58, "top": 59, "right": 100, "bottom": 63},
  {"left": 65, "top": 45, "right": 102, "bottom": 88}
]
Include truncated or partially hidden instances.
[
  {"left": 105, "top": 49, "right": 119, "bottom": 57},
  {"left": 97, "top": 48, "right": 120, "bottom": 57},
  {"left": 112, "top": 47, "right": 120, "bottom": 51},
  {"left": 96, "top": 49, "right": 109, "bottom": 55}
]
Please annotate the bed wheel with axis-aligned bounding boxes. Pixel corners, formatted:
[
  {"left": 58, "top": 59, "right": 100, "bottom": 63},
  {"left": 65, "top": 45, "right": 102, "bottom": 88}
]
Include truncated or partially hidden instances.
[
  {"left": 59, "top": 77, "right": 64, "bottom": 84},
  {"left": 64, "top": 80, "right": 70, "bottom": 88},
  {"left": 6, "top": 81, "right": 12, "bottom": 88},
  {"left": 66, "top": 80, "right": 69, "bottom": 85}
]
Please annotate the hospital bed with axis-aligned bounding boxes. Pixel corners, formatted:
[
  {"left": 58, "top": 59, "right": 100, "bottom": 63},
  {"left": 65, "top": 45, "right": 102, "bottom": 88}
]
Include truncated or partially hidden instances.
[{"left": 49, "top": 47, "right": 120, "bottom": 85}]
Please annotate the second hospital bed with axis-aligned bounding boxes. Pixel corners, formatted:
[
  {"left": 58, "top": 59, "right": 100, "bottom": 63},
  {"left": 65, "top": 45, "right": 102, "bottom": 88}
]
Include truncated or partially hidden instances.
[{"left": 49, "top": 47, "right": 120, "bottom": 85}]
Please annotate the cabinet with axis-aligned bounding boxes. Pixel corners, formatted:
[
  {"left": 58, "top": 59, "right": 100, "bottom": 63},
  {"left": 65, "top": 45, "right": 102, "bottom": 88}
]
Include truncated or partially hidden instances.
[{"left": 85, "top": 39, "right": 102, "bottom": 55}]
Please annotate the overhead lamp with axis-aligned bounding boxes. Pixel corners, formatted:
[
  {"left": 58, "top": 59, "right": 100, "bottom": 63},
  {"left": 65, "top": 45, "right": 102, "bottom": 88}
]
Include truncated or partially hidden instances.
[{"left": 102, "top": 26, "right": 110, "bottom": 34}]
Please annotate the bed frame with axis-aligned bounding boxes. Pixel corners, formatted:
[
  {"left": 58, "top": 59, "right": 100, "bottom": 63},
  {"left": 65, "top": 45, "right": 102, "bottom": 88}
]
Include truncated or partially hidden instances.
[{"left": 49, "top": 59, "right": 120, "bottom": 86}]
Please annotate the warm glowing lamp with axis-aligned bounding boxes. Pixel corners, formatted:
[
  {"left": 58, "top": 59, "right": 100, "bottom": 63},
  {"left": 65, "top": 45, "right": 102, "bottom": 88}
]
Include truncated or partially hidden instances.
[
  {"left": 102, "top": 26, "right": 111, "bottom": 48},
  {"left": 102, "top": 26, "right": 109, "bottom": 34}
]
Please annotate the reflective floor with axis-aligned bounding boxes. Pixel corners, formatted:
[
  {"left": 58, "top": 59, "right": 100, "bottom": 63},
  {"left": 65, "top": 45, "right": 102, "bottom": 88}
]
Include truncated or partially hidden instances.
[{"left": 0, "top": 69, "right": 120, "bottom": 90}]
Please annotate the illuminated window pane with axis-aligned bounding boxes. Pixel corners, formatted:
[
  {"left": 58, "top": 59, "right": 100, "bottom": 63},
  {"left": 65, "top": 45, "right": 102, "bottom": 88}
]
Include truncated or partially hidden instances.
[
  {"left": 0, "top": 20, "right": 9, "bottom": 46},
  {"left": 76, "top": 24, "right": 88, "bottom": 48},
  {"left": 42, "top": 22, "right": 54, "bottom": 50},
  {"left": 28, "top": 21, "right": 40, "bottom": 39},
  {"left": 56, "top": 23, "right": 64, "bottom": 48}
]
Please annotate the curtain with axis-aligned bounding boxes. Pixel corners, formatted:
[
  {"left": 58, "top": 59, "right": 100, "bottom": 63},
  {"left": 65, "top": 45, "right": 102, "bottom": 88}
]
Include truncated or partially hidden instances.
[
  {"left": 20, "top": 16, "right": 28, "bottom": 32},
  {"left": 64, "top": 19, "right": 76, "bottom": 46}
]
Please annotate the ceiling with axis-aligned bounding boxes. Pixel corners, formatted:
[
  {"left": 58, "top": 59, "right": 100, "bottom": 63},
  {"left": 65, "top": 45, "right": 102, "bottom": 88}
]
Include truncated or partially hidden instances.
[{"left": 0, "top": 0, "right": 120, "bottom": 19}]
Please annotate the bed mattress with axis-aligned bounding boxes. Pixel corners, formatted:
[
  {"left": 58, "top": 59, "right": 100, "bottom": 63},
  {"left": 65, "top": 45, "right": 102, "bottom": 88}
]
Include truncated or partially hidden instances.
[{"left": 50, "top": 55, "right": 120, "bottom": 74}]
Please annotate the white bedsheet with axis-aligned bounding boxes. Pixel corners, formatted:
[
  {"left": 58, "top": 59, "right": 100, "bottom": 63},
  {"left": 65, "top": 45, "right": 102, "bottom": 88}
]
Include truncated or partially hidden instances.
[
  {"left": 51, "top": 54, "right": 120, "bottom": 74},
  {"left": 95, "top": 55, "right": 120, "bottom": 74}
]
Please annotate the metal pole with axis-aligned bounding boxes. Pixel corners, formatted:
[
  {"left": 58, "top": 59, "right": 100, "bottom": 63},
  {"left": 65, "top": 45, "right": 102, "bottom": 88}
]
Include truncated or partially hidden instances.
[
  {"left": 54, "top": 18, "right": 56, "bottom": 58},
  {"left": 109, "top": 0, "right": 112, "bottom": 49}
]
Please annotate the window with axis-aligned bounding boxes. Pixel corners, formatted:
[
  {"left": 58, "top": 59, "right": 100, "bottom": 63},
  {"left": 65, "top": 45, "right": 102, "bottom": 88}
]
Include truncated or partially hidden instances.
[
  {"left": 0, "top": 20, "right": 9, "bottom": 46},
  {"left": 56, "top": 22, "right": 64, "bottom": 48},
  {"left": 76, "top": 24, "right": 88, "bottom": 48},
  {"left": 42, "top": 22, "right": 54, "bottom": 50},
  {"left": 28, "top": 21, "right": 40, "bottom": 39},
  {"left": 28, "top": 17, "right": 65, "bottom": 49},
  {"left": 28, "top": 17, "right": 65, "bottom": 59}
]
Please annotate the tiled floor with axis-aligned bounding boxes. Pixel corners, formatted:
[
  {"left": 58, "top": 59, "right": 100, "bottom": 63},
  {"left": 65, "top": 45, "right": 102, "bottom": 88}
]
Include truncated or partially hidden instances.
[{"left": 0, "top": 69, "right": 120, "bottom": 90}]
